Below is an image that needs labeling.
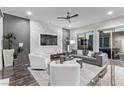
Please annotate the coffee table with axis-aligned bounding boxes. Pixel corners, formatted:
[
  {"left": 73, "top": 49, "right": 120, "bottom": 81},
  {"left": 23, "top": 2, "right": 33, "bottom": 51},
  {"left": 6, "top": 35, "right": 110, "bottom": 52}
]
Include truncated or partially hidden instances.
[
  {"left": 50, "top": 58, "right": 83, "bottom": 68},
  {"left": 76, "top": 59, "right": 83, "bottom": 68}
]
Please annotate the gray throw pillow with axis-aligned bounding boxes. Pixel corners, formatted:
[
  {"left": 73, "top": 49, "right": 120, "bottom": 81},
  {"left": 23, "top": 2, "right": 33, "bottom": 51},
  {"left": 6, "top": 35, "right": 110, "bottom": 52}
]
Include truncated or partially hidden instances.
[
  {"left": 83, "top": 50, "right": 89, "bottom": 56},
  {"left": 82, "top": 50, "right": 86, "bottom": 56},
  {"left": 86, "top": 50, "right": 89, "bottom": 55},
  {"left": 72, "top": 49, "right": 77, "bottom": 54}
]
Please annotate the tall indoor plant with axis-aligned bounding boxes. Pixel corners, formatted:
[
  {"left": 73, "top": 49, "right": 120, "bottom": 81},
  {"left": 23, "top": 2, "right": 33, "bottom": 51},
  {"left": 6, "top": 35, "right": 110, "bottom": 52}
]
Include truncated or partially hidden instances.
[
  {"left": 14, "top": 46, "right": 24, "bottom": 60},
  {"left": 3, "top": 32, "right": 16, "bottom": 67}
]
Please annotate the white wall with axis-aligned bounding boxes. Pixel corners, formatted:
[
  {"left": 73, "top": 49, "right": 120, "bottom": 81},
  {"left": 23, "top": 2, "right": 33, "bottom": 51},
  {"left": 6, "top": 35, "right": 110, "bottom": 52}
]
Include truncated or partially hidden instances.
[
  {"left": 30, "top": 20, "right": 63, "bottom": 55},
  {"left": 0, "top": 17, "right": 3, "bottom": 70},
  {"left": 70, "top": 16, "right": 124, "bottom": 52}
]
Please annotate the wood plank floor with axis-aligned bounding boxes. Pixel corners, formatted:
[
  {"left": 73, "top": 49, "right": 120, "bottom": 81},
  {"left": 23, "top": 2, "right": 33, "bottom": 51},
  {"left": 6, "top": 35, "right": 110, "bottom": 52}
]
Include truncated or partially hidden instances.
[
  {"left": 0, "top": 59, "right": 124, "bottom": 86},
  {"left": 0, "top": 62, "right": 39, "bottom": 86}
]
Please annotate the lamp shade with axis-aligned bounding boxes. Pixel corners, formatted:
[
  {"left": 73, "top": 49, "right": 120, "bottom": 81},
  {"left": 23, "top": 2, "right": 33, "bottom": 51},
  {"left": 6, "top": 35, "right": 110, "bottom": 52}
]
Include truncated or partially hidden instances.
[
  {"left": 70, "top": 40, "right": 76, "bottom": 44},
  {"left": 19, "top": 42, "right": 23, "bottom": 47}
]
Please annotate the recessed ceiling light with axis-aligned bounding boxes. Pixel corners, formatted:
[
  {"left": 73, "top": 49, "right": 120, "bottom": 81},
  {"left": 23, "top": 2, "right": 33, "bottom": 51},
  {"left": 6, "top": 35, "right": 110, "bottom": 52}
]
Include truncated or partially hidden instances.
[
  {"left": 107, "top": 11, "right": 113, "bottom": 15},
  {"left": 27, "top": 11, "right": 32, "bottom": 16},
  {"left": 68, "top": 24, "right": 71, "bottom": 28}
]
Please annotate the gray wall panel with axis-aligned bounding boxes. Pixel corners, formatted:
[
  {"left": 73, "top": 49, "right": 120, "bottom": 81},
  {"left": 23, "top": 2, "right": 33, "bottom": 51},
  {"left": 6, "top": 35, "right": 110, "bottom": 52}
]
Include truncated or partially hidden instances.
[{"left": 3, "top": 14, "right": 30, "bottom": 64}]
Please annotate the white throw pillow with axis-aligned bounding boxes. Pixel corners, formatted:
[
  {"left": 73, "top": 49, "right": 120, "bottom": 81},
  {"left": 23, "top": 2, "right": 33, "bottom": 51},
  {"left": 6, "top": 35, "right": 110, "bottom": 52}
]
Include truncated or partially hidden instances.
[
  {"left": 87, "top": 51, "right": 93, "bottom": 57},
  {"left": 77, "top": 50, "right": 83, "bottom": 55}
]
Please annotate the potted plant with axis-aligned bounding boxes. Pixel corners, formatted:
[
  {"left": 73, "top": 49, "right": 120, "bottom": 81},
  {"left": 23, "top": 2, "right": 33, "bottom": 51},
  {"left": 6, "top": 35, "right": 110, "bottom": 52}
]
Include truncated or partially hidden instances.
[
  {"left": 3, "top": 32, "right": 16, "bottom": 67},
  {"left": 13, "top": 46, "right": 24, "bottom": 66}
]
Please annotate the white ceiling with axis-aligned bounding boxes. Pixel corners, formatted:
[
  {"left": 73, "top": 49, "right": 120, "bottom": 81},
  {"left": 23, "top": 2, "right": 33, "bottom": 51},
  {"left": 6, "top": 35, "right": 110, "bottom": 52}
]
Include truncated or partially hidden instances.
[{"left": 2, "top": 7, "right": 124, "bottom": 29}]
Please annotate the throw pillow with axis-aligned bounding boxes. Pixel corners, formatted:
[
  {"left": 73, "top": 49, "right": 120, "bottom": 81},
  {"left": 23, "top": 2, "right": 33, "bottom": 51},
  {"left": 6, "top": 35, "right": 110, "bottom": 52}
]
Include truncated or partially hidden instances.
[
  {"left": 72, "top": 49, "right": 77, "bottom": 54},
  {"left": 91, "top": 52, "right": 95, "bottom": 57},
  {"left": 85, "top": 50, "right": 89, "bottom": 55},
  {"left": 83, "top": 50, "right": 89, "bottom": 56},
  {"left": 82, "top": 50, "right": 86, "bottom": 56},
  {"left": 95, "top": 51, "right": 103, "bottom": 58},
  {"left": 87, "top": 51, "right": 93, "bottom": 57},
  {"left": 77, "top": 50, "right": 83, "bottom": 55}
]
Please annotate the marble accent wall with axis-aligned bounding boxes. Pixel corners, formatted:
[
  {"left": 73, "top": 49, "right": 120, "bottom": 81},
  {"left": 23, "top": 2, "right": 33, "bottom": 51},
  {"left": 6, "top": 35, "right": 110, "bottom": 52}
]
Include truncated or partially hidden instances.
[
  {"left": 62, "top": 28, "right": 70, "bottom": 53},
  {"left": 30, "top": 20, "right": 63, "bottom": 55},
  {"left": 3, "top": 14, "right": 30, "bottom": 64}
]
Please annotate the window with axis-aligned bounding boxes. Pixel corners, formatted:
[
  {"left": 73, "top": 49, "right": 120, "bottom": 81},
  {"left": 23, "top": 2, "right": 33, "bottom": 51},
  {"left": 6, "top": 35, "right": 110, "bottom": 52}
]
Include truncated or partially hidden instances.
[
  {"left": 99, "top": 37, "right": 109, "bottom": 48},
  {"left": 77, "top": 31, "right": 93, "bottom": 50}
]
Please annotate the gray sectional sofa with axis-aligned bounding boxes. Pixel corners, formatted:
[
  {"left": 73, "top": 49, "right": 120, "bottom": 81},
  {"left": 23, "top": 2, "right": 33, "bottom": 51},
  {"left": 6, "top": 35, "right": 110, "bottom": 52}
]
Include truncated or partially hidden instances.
[{"left": 72, "top": 50, "right": 108, "bottom": 67}]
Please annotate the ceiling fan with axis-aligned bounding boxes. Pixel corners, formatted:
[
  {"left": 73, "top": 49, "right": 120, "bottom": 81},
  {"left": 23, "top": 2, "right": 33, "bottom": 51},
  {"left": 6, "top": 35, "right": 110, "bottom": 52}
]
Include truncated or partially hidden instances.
[{"left": 57, "top": 12, "right": 79, "bottom": 23}]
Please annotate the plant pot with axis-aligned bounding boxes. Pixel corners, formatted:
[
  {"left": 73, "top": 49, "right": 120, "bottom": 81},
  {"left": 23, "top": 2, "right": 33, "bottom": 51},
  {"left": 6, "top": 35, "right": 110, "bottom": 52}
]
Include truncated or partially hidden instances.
[{"left": 3, "top": 49, "right": 14, "bottom": 67}]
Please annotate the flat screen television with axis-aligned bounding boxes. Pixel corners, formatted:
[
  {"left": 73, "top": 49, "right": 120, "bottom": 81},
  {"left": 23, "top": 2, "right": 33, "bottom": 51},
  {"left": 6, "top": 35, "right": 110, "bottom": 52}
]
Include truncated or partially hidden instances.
[{"left": 40, "top": 34, "right": 57, "bottom": 45}]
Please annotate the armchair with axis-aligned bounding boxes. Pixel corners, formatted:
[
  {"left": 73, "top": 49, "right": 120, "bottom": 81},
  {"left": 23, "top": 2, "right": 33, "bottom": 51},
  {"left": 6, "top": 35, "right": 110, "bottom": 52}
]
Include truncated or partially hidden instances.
[{"left": 29, "top": 53, "right": 50, "bottom": 69}]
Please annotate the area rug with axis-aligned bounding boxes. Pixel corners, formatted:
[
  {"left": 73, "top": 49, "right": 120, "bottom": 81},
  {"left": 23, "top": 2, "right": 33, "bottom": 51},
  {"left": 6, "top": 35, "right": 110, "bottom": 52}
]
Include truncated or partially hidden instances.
[
  {"left": 28, "top": 68, "right": 49, "bottom": 86},
  {"left": 28, "top": 62, "right": 124, "bottom": 86},
  {"left": 28, "top": 64, "right": 107, "bottom": 86},
  {"left": 101, "top": 65, "right": 124, "bottom": 86},
  {"left": 115, "top": 65, "right": 124, "bottom": 86}
]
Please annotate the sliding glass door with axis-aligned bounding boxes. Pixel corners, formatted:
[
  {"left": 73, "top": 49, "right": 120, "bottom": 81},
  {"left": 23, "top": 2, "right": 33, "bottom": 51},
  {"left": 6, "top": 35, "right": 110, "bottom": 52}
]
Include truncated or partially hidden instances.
[
  {"left": 99, "top": 29, "right": 115, "bottom": 86},
  {"left": 112, "top": 27, "right": 124, "bottom": 86},
  {"left": 99, "top": 30, "right": 111, "bottom": 58},
  {"left": 112, "top": 27, "right": 124, "bottom": 61},
  {"left": 99, "top": 26, "right": 124, "bottom": 86}
]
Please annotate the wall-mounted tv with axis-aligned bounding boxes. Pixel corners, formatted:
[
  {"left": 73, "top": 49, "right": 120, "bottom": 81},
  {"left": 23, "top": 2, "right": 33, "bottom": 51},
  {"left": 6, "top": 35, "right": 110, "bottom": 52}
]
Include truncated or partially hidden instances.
[{"left": 40, "top": 34, "right": 57, "bottom": 45}]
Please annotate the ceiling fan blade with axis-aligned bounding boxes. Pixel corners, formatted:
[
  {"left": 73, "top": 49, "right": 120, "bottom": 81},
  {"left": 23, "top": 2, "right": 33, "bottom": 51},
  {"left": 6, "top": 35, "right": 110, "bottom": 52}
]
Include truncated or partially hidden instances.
[
  {"left": 70, "top": 14, "right": 79, "bottom": 18},
  {"left": 57, "top": 17, "right": 67, "bottom": 19}
]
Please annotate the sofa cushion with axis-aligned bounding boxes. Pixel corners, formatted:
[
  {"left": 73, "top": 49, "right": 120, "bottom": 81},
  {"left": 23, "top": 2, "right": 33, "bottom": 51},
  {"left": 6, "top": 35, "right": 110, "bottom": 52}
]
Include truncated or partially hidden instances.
[
  {"left": 87, "top": 57, "right": 97, "bottom": 62},
  {"left": 83, "top": 50, "right": 89, "bottom": 56},
  {"left": 91, "top": 52, "right": 95, "bottom": 57},
  {"left": 94, "top": 51, "right": 103, "bottom": 58},
  {"left": 87, "top": 51, "right": 95, "bottom": 57},
  {"left": 77, "top": 50, "right": 83, "bottom": 55},
  {"left": 82, "top": 56, "right": 96, "bottom": 62},
  {"left": 71, "top": 49, "right": 77, "bottom": 54}
]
